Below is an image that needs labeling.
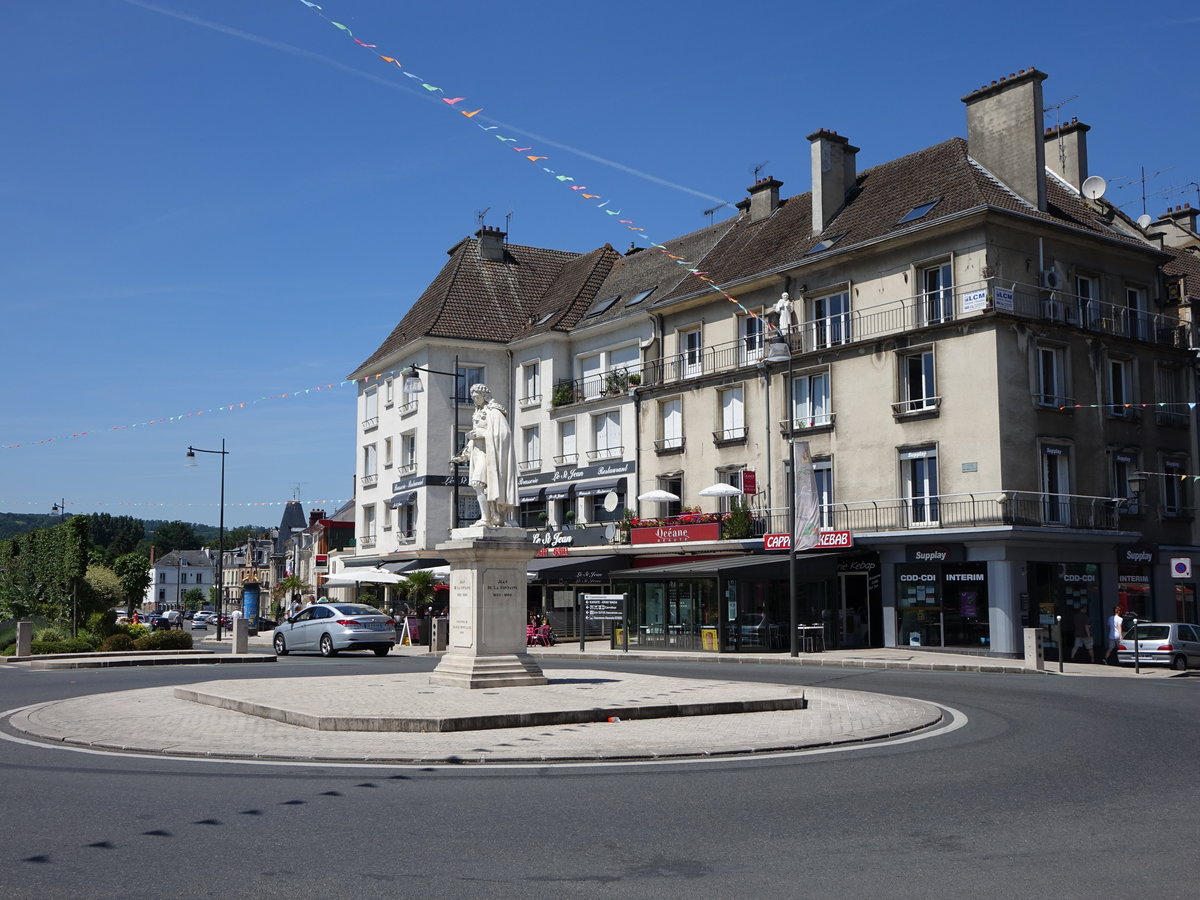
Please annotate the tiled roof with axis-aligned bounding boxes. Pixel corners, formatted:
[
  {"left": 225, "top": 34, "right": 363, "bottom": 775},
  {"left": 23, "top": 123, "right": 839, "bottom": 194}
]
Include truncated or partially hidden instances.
[
  {"left": 350, "top": 237, "right": 583, "bottom": 376},
  {"left": 515, "top": 244, "right": 623, "bottom": 338},
  {"left": 1163, "top": 245, "right": 1200, "bottom": 300},
  {"left": 662, "top": 138, "right": 1156, "bottom": 304}
]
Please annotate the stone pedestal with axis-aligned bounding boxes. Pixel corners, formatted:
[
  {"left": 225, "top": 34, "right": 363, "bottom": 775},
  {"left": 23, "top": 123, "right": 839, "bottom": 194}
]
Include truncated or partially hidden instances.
[
  {"left": 430, "top": 526, "right": 547, "bottom": 689},
  {"left": 16, "top": 621, "right": 32, "bottom": 657},
  {"left": 232, "top": 617, "right": 249, "bottom": 654}
]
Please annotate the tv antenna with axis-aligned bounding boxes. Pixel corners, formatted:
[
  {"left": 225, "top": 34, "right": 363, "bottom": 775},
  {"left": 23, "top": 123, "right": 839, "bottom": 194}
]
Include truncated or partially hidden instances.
[
  {"left": 702, "top": 201, "right": 731, "bottom": 224},
  {"left": 292, "top": 483, "right": 307, "bottom": 502},
  {"left": 751, "top": 160, "right": 770, "bottom": 181},
  {"left": 1113, "top": 166, "right": 1177, "bottom": 216},
  {"left": 1043, "top": 95, "right": 1078, "bottom": 171},
  {"left": 475, "top": 207, "right": 491, "bottom": 231}
]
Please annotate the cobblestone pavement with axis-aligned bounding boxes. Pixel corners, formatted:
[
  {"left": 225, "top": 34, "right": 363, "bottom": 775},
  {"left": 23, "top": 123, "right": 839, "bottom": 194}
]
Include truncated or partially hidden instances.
[{"left": 6, "top": 667, "right": 944, "bottom": 765}]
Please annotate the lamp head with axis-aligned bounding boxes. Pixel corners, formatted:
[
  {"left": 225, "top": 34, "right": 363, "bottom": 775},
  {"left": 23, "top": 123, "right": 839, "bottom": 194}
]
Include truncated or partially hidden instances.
[{"left": 402, "top": 366, "right": 424, "bottom": 395}]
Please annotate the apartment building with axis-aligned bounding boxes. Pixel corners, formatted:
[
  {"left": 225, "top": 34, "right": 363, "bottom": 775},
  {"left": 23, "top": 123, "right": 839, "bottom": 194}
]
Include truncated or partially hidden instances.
[{"left": 348, "top": 67, "right": 1199, "bottom": 657}]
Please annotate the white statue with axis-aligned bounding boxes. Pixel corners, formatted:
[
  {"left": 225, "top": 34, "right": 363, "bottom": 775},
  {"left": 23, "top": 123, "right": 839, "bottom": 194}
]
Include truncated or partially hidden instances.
[
  {"left": 773, "top": 291, "right": 795, "bottom": 334},
  {"left": 451, "top": 383, "right": 518, "bottom": 527}
]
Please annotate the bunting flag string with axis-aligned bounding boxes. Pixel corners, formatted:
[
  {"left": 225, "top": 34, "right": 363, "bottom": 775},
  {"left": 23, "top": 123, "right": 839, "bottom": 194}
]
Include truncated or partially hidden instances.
[
  {"left": 288, "top": 1, "right": 776, "bottom": 332},
  {"left": 1058, "top": 402, "right": 1197, "bottom": 411},
  {"left": 0, "top": 497, "right": 352, "bottom": 511},
  {"left": 1, "top": 365, "right": 409, "bottom": 451}
]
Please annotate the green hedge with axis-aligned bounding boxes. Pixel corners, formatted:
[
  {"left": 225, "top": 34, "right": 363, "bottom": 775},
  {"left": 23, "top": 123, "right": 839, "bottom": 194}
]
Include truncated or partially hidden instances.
[
  {"left": 30, "top": 638, "right": 96, "bottom": 654},
  {"left": 133, "top": 630, "right": 193, "bottom": 651},
  {"left": 98, "top": 633, "right": 136, "bottom": 653}
]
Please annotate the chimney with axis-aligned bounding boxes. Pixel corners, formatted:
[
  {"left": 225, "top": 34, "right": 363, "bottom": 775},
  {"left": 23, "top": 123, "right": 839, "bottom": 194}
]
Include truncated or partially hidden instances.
[
  {"left": 747, "top": 176, "right": 783, "bottom": 222},
  {"left": 1153, "top": 205, "right": 1199, "bottom": 248},
  {"left": 475, "top": 225, "right": 507, "bottom": 263},
  {"left": 808, "top": 130, "right": 858, "bottom": 235},
  {"left": 1043, "top": 117, "right": 1090, "bottom": 191},
  {"left": 963, "top": 68, "right": 1048, "bottom": 211},
  {"left": 309, "top": 509, "right": 325, "bottom": 526}
]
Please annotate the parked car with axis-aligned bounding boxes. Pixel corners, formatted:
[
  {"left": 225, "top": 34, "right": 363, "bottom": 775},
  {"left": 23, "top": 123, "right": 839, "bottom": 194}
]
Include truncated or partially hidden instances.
[
  {"left": 272, "top": 603, "right": 396, "bottom": 657},
  {"left": 1117, "top": 622, "right": 1200, "bottom": 670},
  {"left": 148, "top": 615, "right": 172, "bottom": 632},
  {"left": 190, "top": 614, "right": 209, "bottom": 630}
]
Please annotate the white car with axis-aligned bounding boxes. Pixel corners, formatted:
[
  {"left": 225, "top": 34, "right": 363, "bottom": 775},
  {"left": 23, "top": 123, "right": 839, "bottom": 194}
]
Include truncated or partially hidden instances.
[
  {"left": 272, "top": 603, "right": 396, "bottom": 657},
  {"left": 1117, "top": 622, "right": 1200, "bottom": 670}
]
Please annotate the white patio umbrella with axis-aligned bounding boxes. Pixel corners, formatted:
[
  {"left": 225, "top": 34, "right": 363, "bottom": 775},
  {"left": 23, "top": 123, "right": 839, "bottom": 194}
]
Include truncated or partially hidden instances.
[
  {"left": 637, "top": 489, "right": 680, "bottom": 502},
  {"left": 697, "top": 482, "right": 743, "bottom": 497},
  {"left": 321, "top": 568, "right": 405, "bottom": 586}
]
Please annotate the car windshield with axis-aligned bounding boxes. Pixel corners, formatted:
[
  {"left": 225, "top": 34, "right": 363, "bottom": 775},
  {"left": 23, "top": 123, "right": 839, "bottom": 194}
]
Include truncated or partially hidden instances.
[
  {"left": 1130, "top": 625, "right": 1170, "bottom": 641},
  {"left": 331, "top": 604, "right": 384, "bottom": 616}
]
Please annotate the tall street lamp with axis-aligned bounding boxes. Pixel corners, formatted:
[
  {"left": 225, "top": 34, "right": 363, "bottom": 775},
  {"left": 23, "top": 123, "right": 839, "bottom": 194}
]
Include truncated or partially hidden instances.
[
  {"left": 765, "top": 332, "right": 799, "bottom": 657},
  {"left": 402, "top": 356, "right": 464, "bottom": 529},
  {"left": 51, "top": 499, "right": 67, "bottom": 520},
  {"left": 51, "top": 498, "right": 76, "bottom": 635},
  {"left": 186, "top": 440, "right": 228, "bottom": 641}
]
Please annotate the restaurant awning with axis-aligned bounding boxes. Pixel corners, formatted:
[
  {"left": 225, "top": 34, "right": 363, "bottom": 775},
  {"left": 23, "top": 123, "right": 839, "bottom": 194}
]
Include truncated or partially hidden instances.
[
  {"left": 379, "top": 559, "right": 443, "bottom": 575},
  {"left": 519, "top": 487, "right": 546, "bottom": 503},
  {"left": 609, "top": 553, "right": 838, "bottom": 581},
  {"left": 544, "top": 484, "right": 573, "bottom": 501},
  {"left": 525, "top": 554, "right": 626, "bottom": 583},
  {"left": 388, "top": 491, "right": 417, "bottom": 509},
  {"left": 576, "top": 477, "right": 626, "bottom": 497}
]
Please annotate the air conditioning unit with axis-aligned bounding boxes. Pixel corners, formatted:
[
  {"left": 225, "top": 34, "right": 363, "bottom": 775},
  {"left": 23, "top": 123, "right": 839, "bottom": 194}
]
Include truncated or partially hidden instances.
[
  {"left": 1040, "top": 268, "right": 1061, "bottom": 290},
  {"left": 1041, "top": 297, "right": 1074, "bottom": 324}
]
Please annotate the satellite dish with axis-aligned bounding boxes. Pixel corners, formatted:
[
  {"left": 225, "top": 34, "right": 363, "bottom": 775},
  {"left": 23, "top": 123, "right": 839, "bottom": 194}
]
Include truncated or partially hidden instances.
[
  {"left": 1137, "top": 214, "right": 1153, "bottom": 230},
  {"left": 604, "top": 523, "right": 617, "bottom": 542},
  {"left": 1082, "top": 175, "right": 1107, "bottom": 200},
  {"left": 602, "top": 491, "right": 620, "bottom": 513}
]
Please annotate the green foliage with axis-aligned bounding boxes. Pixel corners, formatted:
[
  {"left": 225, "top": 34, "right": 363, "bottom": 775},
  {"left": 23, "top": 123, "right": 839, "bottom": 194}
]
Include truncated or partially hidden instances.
[
  {"left": 112, "top": 553, "right": 152, "bottom": 617},
  {"left": 99, "top": 633, "right": 136, "bottom": 652},
  {"left": 85, "top": 514, "right": 145, "bottom": 565},
  {"left": 133, "top": 630, "right": 193, "bottom": 651},
  {"left": 723, "top": 501, "right": 753, "bottom": 539},
  {"left": 30, "top": 637, "right": 95, "bottom": 654},
  {"left": 551, "top": 382, "right": 579, "bottom": 407},
  {"left": 34, "top": 626, "right": 69, "bottom": 643},
  {"left": 147, "top": 521, "right": 201, "bottom": 556},
  {"left": 272, "top": 575, "right": 310, "bottom": 602},
  {"left": 403, "top": 570, "right": 437, "bottom": 611},
  {"left": 0, "top": 516, "right": 89, "bottom": 628},
  {"left": 82, "top": 564, "right": 124, "bottom": 619},
  {"left": 85, "top": 609, "right": 121, "bottom": 638},
  {"left": 126, "top": 623, "right": 149, "bottom": 639},
  {"left": 181, "top": 587, "right": 206, "bottom": 611}
]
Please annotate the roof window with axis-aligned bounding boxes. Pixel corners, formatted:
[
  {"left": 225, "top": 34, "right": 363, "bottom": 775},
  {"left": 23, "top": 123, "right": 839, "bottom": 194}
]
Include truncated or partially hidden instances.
[
  {"left": 625, "top": 287, "right": 657, "bottom": 307},
  {"left": 897, "top": 199, "right": 941, "bottom": 225},
  {"left": 585, "top": 295, "right": 621, "bottom": 318}
]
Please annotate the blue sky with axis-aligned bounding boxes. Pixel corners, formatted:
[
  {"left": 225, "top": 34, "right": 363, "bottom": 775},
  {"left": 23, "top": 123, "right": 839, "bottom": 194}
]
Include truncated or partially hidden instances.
[{"left": 3, "top": 0, "right": 1197, "bottom": 528}]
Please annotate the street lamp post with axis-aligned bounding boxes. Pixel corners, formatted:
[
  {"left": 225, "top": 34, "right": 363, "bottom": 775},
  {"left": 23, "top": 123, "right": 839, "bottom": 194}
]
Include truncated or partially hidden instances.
[
  {"left": 186, "top": 440, "right": 228, "bottom": 641},
  {"left": 51, "top": 498, "right": 76, "bottom": 635},
  {"left": 766, "top": 330, "right": 799, "bottom": 656},
  {"left": 402, "top": 356, "right": 464, "bottom": 530},
  {"left": 51, "top": 499, "right": 66, "bottom": 520}
]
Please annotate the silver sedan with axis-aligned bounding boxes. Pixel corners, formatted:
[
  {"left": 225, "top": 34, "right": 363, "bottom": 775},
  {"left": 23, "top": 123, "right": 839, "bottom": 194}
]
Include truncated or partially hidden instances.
[
  {"left": 272, "top": 603, "right": 396, "bottom": 657},
  {"left": 1116, "top": 622, "right": 1200, "bottom": 670}
]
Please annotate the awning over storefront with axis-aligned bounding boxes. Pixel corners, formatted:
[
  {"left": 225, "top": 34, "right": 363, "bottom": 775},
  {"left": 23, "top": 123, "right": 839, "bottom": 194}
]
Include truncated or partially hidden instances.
[
  {"left": 519, "top": 487, "right": 546, "bottom": 503},
  {"left": 379, "top": 559, "right": 443, "bottom": 575},
  {"left": 610, "top": 553, "right": 838, "bottom": 581},
  {"left": 544, "top": 484, "right": 573, "bottom": 501},
  {"left": 388, "top": 491, "right": 417, "bottom": 509},
  {"left": 576, "top": 477, "right": 627, "bottom": 497},
  {"left": 526, "top": 554, "right": 626, "bottom": 583}
]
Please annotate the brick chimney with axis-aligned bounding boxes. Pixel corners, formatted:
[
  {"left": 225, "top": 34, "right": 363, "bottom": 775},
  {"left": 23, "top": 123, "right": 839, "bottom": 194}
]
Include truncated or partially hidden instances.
[
  {"left": 808, "top": 130, "right": 858, "bottom": 235},
  {"left": 1152, "top": 205, "right": 1199, "bottom": 248},
  {"left": 747, "top": 176, "right": 783, "bottom": 222},
  {"left": 309, "top": 509, "right": 325, "bottom": 526},
  {"left": 963, "top": 68, "right": 1048, "bottom": 211},
  {"left": 1044, "top": 117, "right": 1089, "bottom": 192},
  {"left": 475, "top": 225, "right": 507, "bottom": 263}
]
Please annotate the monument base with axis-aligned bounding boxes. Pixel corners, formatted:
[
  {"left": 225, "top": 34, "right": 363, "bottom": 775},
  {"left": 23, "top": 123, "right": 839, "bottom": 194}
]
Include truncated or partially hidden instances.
[
  {"left": 431, "top": 528, "right": 545, "bottom": 689},
  {"left": 428, "top": 653, "right": 549, "bottom": 689}
]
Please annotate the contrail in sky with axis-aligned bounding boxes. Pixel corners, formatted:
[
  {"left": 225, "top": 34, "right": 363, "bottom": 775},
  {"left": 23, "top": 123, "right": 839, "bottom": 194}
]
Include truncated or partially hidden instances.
[{"left": 116, "top": 0, "right": 731, "bottom": 205}]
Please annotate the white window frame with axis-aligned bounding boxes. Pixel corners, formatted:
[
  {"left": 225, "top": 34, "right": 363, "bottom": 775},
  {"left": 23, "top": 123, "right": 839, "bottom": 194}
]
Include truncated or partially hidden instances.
[
  {"left": 590, "top": 410, "right": 622, "bottom": 461},
  {"left": 521, "top": 361, "right": 542, "bottom": 406},
  {"left": 361, "top": 443, "right": 378, "bottom": 487},
  {"left": 899, "top": 349, "right": 937, "bottom": 413},
  {"left": 658, "top": 397, "right": 683, "bottom": 450},
  {"left": 400, "top": 432, "right": 417, "bottom": 475},
  {"left": 901, "top": 446, "right": 939, "bottom": 527},
  {"left": 557, "top": 419, "right": 577, "bottom": 466},
  {"left": 740, "top": 313, "right": 764, "bottom": 365},
  {"left": 792, "top": 370, "right": 831, "bottom": 428},
  {"left": 1036, "top": 344, "right": 1068, "bottom": 407},
  {"left": 814, "top": 457, "right": 833, "bottom": 527},
  {"left": 455, "top": 365, "right": 484, "bottom": 402},
  {"left": 718, "top": 386, "right": 745, "bottom": 441},
  {"left": 680, "top": 327, "right": 703, "bottom": 378},
  {"left": 383, "top": 436, "right": 393, "bottom": 469},
  {"left": 920, "top": 261, "right": 954, "bottom": 325},
  {"left": 363, "top": 388, "right": 379, "bottom": 429},
  {"left": 361, "top": 504, "right": 377, "bottom": 547},
  {"left": 522, "top": 425, "right": 541, "bottom": 471},
  {"left": 810, "top": 290, "right": 851, "bottom": 349}
]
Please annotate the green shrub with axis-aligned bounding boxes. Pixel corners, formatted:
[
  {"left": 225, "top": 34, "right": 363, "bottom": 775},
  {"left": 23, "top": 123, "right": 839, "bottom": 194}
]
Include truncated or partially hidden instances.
[
  {"left": 1, "top": 645, "right": 14, "bottom": 657},
  {"left": 30, "top": 638, "right": 95, "bottom": 655},
  {"left": 99, "top": 633, "right": 136, "bottom": 653},
  {"left": 34, "top": 626, "right": 68, "bottom": 643},
  {"left": 86, "top": 610, "right": 121, "bottom": 638},
  {"left": 133, "top": 630, "right": 193, "bottom": 651},
  {"left": 75, "top": 630, "right": 102, "bottom": 650},
  {"left": 126, "top": 623, "right": 149, "bottom": 639}
]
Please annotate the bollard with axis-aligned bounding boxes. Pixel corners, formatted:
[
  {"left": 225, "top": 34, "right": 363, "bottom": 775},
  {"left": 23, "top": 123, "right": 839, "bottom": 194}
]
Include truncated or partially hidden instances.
[
  {"left": 16, "top": 620, "right": 33, "bottom": 657},
  {"left": 232, "top": 617, "right": 249, "bottom": 654},
  {"left": 1023, "top": 627, "right": 1045, "bottom": 671}
]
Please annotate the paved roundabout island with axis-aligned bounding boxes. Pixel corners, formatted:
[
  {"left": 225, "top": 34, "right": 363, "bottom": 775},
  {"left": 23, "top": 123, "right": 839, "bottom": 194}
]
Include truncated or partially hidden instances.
[{"left": 7, "top": 667, "right": 947, "bottom": 765}]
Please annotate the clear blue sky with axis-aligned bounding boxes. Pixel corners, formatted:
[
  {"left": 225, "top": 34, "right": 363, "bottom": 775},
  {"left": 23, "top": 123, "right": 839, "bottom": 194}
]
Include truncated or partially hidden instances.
[{"left": 3, "top": 0, "right": 1197, "bottom": 527}]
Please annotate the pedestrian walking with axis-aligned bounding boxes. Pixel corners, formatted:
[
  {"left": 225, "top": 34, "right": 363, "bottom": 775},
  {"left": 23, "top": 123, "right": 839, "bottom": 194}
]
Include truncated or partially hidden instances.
[
  {"left": 1105, "top": 605, "right": 1124, "bottom": 664},
  {"left": 1072, "top": 605, "right": 1095, "bottom": 663}
]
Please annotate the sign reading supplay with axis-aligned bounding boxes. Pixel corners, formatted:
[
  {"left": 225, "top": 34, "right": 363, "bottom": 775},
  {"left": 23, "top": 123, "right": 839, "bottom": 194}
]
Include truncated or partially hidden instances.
[{"left": 763, "top": 531, "right": 853, "bottom": 551}]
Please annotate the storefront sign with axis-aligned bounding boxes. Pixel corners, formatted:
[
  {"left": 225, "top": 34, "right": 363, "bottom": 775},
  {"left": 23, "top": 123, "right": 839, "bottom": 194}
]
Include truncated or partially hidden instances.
[
  {"left": 632, "top": 522, "right": 721, "bottom": 544},
  {"left": 742, "top": 470, "right": 757, "bottom": 496},
  {"left": 1121, "top": 544, "right": 1155, "bottom": 565},
  {"left": 315, "top": 553, "right": 328, "bottom": 572},
  {"left": 531, "top": 530, "right": 574, "bottom": 549},
  {"left": 907, "top": 544, "right": 964, "bottom": 563},
  {"left": 763, "top": 531, "right": 853, "bottom": 551}
]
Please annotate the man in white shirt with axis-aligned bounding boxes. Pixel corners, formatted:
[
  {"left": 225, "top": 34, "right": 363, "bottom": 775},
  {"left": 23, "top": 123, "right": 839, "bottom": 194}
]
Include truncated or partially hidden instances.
[{"left": 1105, "top": 605, "right": 1124, "bottom": 664}]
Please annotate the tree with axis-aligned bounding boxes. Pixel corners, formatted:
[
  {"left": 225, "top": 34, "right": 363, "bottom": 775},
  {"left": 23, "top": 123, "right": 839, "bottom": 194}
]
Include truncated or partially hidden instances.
[
  {"left": 148, "top": 521, "right": 201, "bottom": 557},
  {"left": 0, "top": 516, "right": 88, "bottom": 630},
  {"left": 181, "top": 587, "right": 206, "bottom": 612},
  {"left": 112, "top": 552, "right": 152, "bottom": 619},
  {"left": 271, "top": 575, "right": 310, "bottom": 619},
  {"left": 82, "top": 564, "right": 124, "bottom": 618},
  {"left": 403, "top": 571, "right": 437, "bottom": 614}
]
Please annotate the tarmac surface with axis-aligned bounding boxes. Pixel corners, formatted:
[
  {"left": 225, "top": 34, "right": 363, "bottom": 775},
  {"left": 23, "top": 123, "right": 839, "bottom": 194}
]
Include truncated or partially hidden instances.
[{"left": 4, "top": 631, "right": 1179, "bottom": 766}]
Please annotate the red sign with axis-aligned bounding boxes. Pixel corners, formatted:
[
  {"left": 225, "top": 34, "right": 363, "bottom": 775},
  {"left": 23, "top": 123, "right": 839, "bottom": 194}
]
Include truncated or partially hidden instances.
[
  {"left": 763, "top": 531, "right": 853, "bottom": 551},
  {"left": 742, "top": 470, "right": 757, "bottom": 496},
  {"left": 631, "top": 523, "right": 722, "bottom": 545}
]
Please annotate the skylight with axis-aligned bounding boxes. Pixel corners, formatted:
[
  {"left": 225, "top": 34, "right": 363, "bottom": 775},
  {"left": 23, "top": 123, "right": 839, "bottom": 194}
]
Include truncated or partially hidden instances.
[
  {"left": 897, "top": 199, "right": 941, "bottom": 225},
  {"left": 585, "top": 295, "right": 621, "bottom": 317},
  {"left": 534, "top": 310, "right": 557, "bottom": 326},
  {"left": 625, "top": 287, "right": 657, "bottom": 307},
  {"left": 805, "top": 233, "right": 844, "bottom": 256}
]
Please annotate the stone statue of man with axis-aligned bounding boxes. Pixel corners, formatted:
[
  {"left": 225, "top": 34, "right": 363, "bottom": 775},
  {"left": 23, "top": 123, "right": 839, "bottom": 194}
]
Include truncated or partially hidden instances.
[
  {"left": 450, "top": 383, "right": 518, "bottom": 527},
  {"left": 773, "top": 291, "right": 795, "bottom": 334}
]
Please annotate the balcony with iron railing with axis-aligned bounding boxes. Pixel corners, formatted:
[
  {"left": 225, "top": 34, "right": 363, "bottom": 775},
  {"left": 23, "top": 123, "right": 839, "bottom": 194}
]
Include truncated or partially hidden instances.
[
  {"left": 741, "top": 491, "right": 1127, "bottom": 537},
  {"left": 622, "top": 278, "right": 1192, "bottom": 391}
]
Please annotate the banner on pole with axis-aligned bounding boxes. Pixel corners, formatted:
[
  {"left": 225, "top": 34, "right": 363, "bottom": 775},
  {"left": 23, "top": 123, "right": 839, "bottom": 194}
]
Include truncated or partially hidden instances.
[{"left": 793, "top": 440, "right": 821, "bottom": 551}]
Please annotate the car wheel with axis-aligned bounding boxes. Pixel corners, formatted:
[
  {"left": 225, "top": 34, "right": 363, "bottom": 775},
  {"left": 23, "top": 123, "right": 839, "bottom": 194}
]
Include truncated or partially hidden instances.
[
  {"left": 1171, "top": 654, "right": 1188, "bottom": 671},
  {"left": 273, "top": 634, "right": 288, "bottom": 656},
  {"left": 373, "top": 646, "right": 390, "bottom": 657},
  {"left": 319, "top": 634, "right": 337, "bottom": 657}
]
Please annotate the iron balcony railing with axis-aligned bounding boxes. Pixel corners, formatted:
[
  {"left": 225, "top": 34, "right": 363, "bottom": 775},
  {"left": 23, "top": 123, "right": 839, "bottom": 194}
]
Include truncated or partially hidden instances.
[{"left": 744, "top": 491, "right": 1126, "bottom": 537}]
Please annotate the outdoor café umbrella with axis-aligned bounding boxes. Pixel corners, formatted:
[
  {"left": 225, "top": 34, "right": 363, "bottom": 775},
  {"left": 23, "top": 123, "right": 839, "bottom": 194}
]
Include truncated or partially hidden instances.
[
  {"left": 697, "top": 482, "right": 743, "bottom": 497},
  {"left": 636, "top": 489, "right": 680, "bottom": 502},
  {"left": 321, "top": 568, "right": 405, "bottom": 587}
]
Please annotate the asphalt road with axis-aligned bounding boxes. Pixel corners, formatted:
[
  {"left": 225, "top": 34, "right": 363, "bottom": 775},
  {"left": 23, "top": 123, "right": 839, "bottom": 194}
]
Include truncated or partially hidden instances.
[{"left": 1, "top": 654, "right": 1196, "bottom": 899}]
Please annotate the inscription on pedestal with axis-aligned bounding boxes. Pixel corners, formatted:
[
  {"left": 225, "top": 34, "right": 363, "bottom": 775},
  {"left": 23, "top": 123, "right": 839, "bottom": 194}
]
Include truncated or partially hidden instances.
[{"left": 450, "top": 570, "right": 474, "bottom": 648}]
